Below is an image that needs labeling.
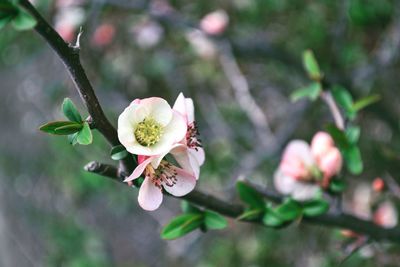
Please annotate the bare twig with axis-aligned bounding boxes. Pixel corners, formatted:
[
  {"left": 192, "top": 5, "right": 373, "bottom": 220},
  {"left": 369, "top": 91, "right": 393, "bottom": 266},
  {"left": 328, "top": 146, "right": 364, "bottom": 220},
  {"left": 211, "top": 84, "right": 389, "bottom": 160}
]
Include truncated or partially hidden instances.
[{"left": 320, "top": 91, "right": 345, "bottom": 130}]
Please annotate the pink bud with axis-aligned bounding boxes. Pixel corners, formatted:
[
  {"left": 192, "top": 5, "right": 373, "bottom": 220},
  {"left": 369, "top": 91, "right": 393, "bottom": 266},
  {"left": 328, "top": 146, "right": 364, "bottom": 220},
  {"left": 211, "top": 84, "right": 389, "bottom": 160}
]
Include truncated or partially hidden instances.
[
  {"left": 318, "top": 147, "right": 342, "bottom": 179},
  {"left": 311, "top": 131, "right": 335, "bottom": 162},
  {"left": 373, "top": 201, "right": 398, "bottom": 228},
  {"left": 280, "top": 157, "right": 309, "bottom": 180},
  {"left": 200, "top": 10, "right": 229, "bottom": 35},
  {"left": 92, "top": 24, "right": 115, "bottom": 47},
  {"left": 372, "top": 177, "right": 385, "bottom": 192}
]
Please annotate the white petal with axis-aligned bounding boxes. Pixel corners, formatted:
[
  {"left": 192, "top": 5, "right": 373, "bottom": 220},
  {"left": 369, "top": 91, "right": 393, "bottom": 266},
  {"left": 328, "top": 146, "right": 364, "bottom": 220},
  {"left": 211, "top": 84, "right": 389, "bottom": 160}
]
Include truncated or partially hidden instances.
[
  {"left": 142, "top": 97, "right": 173, "bottom": 126},
  {"left": 273, "top": 169, "right": 296, "bottom": 195},
  {"left": 171, "top": 145, "right": 200, "bottom": 179},
  {"left": 291, "top": 183, "right": 320, "bottom": 201},
  {"left": 173, "top": 93, "right": 188, "bottom": 121},
  {"left": 185, "top": 98, "right": 195, "bottom": 123},
  {"left": 189, "top": 147, "right": 205, "bottom": 166},
  {"left": 163, "top": 168, "right": 196, "bottom": 196},
  {"left": 138, "top": 177, "right": 163, "bottom": 211},
  {"left": 282, "top": 140, "right": 315, "bottom": 166}
]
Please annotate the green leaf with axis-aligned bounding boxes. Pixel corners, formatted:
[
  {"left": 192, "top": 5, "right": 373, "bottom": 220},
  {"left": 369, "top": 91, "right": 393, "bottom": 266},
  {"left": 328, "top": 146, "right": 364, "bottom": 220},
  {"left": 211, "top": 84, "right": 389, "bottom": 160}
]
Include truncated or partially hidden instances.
[
  {"left": 236, "top": 181, "right": 264, "bottom": 208},
  {"left": 302, "top": 199, "right": 330, "bottom": 217},
  {"left": 11, "top": 8, "right": 36, "bottom": 30},
  {"left": 290, "top": 82, "right": 322, "bottom": 102},
  {"left": 62, "top": 98, "right": 82, "bottom": 122},
  {"left": 302, "top": 49, "right": 322, "bottom": 81},
  {"left": 262, "top": 208, "right": 285, "bottom": 227},
  {"left": 237, "top": 208, "right": 264, "bottom": 221},
  {"left": 53, "top": 123, "right": 83, "bottom": 135},
  {"left": 345, "top": 126, "right": 360, "bottom": 144},
  {"left": 161, "top": 214, "right": 203, "bottom": 240},
  {"left": 329, "top": 179, "right": 346, "bottom": 194},
  {"left": 76, "top": 122, "right": 93, "bottom": 145},
  {"left": 110, "top": 145, "right": 129, "bottom": 160},
  {"left": 0, "top": 15, "right": 13, "bottom": 29},
  {"left": 68, "top": 132, "right": 79, "bottom": 146},
  {"left": 181, "top": 201, "right": 202, "bottom": 214},
  {"left": 274, "top": 198, "right": 302, "bottom": 221},
  {"left": 343, "top": 145, "right": 363, "bottom": 175},
  {"left": 39, "top": 121, "right": 82, "bottom": 135},
  {"left": 204, "top": 211, "right": 228, "bottom": 230},
  {"left": 352, "top": 94, "right": 381, "bottom": 111},
  {"left": 331, "top": 85, "right": 356, "bottom": 120}
]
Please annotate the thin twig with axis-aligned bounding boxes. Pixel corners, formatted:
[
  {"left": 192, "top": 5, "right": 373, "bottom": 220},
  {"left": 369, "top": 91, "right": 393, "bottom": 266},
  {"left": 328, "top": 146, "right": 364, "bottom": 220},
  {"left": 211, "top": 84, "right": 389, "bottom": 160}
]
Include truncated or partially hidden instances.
[{"left": 320, "top": 91, "right": 345, "bottom": 130}]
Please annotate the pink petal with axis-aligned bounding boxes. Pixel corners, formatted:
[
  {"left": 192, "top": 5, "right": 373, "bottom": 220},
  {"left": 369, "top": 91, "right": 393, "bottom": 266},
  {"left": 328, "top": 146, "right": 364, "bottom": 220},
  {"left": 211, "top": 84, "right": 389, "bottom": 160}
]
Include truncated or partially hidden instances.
[
  {"left": 138, "top": 177, "right": 163, "bottom": 211},
  {"left": 318, "top": 147, "right": 342, "bottom": 179},
  {"left": 171, "top": 145, "right": 200, "bottom": 179},
  {"left": 282, "top": 140, "right": 314, "bottom": 166},
  {"left": 124, "top": 156, "right": 153, "bottom": 182},
  {"left": 163, "top": 168, "right": 196, "bottom": 197},
  {"left": 173, "top": 93, "right": 188, "bottom": 123},
  {"left": 311, "top": 131, "right": 334, "bottom": 161},
  {"left": 185, "top": 98, "right": 195, "bottom": 124},
  {"left": 189, "top": 146, "right": 205, "bottom": 166},
  {"left": 273, "top": 169, "right": 296, "bottom": 195}
]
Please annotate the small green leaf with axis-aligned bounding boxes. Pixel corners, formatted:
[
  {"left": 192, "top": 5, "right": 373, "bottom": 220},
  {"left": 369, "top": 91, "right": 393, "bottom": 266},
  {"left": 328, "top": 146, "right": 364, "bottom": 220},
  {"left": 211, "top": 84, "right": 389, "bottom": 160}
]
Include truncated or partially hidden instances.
[
  {"left": 302, "top": 199, "right": 330, "bottom": 217},
  {"left": 236, "top": 181, "right": 264, "bottom": 208},
  {"left": 290, "top": 82, "right": 322, "bottom": 102},
  {"left": 352, "top": 94, "right": 381, "bottom": 112},
  {"left": 62, "top": 98, "right": 82, "bottom": 122},
  {"left": 331, "top": 85, "right": 356, "bottom": 120},
  {"left": 68, "top": 132, "right": 79, "bottom": 146},
  {"left": 54, "top": 123, "right": 83, "bottom": 135},
  {"left": 204, "top": 211, "right": 228, "bottom": 230},
  {"left": 237, "top": 208, "right": 264, "bottom": 221},
  {"left": 329, "top": 179, "right": 346, "bottom": 194},
  {"left": 39, "top": 121, "right": 82, "bottom": 135},
  {"left": 76, "top": 122, "right": 93, "bottom": 145},
  {"left": 302, "top": 49, "right": 322, "bottom": 81},
  {"left": 345, "top": 126, "right": 360, "bottom": 144},
  {"left": 11, "top": 8, "right": 36, "bottom": 30},
  {"left": 181, "top": 201, "right": 202, "bottom": 214},
  {"left": 110, "top": 145, "right": 129, "bottom": 160},
  {"left": 274, "top": 198, "right": 302, "bottom": 221},
  {"left": 262, "top": 208, "right": 285, "bottom": 227},
  {"left": 161, "top": 214, "right": 203, "bottom": 240},
  {"left": 343, "top": 145, "right": 363, "bottom": 175}
]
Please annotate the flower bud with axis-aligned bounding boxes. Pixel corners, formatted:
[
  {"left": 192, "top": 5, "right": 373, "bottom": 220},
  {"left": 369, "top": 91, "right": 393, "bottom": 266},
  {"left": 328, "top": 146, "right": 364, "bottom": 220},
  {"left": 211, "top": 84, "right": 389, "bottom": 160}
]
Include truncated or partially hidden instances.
[
  {"left": 373, "top": 201, "right": 398, "bottom": 228},
  {"left": 318, "top": 147, "right": 342, "bottom": 179},
  {"left": 372, "top": 177, "right": 385, "bottom": 192},
  {"left": 92, "top": 24, "right": 115, "bottom": 47},
  {"left": 311, "top": 131, "right": 335, "bottom": 162},
  {"left": 200, "top": 10, "right": 229, "bottom": 35}
]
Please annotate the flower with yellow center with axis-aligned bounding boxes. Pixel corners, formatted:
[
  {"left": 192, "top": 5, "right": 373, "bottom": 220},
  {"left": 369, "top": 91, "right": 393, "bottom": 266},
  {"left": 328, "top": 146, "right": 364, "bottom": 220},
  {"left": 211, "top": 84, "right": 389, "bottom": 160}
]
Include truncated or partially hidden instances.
[{"left": 118, "top": 97, "right": 187, "bottom": 156}]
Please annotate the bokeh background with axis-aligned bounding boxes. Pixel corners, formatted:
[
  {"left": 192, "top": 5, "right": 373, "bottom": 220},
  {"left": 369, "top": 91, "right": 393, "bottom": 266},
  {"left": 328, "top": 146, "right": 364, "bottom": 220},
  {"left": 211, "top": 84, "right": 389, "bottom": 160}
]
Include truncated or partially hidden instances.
[{"left": 1, "top": 0, "right": 400, "bottom": 266}]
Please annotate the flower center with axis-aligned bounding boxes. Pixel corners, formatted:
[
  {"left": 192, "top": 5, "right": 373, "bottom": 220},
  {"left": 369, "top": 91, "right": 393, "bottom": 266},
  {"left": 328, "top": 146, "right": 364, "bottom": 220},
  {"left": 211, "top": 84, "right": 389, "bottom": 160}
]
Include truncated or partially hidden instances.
[
  {"left": 186, "top": 122, "right": 202, "bottom": 150},
  {"left": 134, "top": 117, "right": 164, "bottom": 146},
  {"left": 145, "top": 160, "right": 178, "bottom": 189}
]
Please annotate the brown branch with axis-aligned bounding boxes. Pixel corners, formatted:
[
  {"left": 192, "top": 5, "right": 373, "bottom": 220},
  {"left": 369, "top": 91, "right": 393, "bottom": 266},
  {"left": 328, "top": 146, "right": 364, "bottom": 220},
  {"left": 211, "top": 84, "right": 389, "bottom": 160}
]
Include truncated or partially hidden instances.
[
  {"left": 20, "top": 0, "right": 134, "bottom": 174},
  {"left": 85, "top": 162, "right": 400, "bottom": 244}
]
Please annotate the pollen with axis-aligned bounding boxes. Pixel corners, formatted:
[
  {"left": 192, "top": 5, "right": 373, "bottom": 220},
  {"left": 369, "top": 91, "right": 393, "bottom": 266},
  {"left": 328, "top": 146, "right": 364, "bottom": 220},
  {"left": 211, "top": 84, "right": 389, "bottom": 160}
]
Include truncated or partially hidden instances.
[{"left": 134, "top": 117, "right": 164, "bottom": 146}]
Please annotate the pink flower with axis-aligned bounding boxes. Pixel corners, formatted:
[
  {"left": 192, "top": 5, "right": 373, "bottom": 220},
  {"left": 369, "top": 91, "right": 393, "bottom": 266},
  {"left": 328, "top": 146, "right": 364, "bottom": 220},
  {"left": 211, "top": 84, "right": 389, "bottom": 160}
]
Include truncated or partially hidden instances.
[
  {"left": 274, "top": 132, "right": 342, "bottom": 200},
  {"left": 373, "top": 201, "right": 398, "bottom": 228},
  {"left": 200, "top": 10, "right": 229, "bottom": 35},
  {"left": 172, "top": 93, "right": 205, "bottom": 179},
  {"left": 124, "top": 151, "right": 196, "bottom": 211},
  {"left": 92, "top": 23, "right": 115, "bottom": 47},
  {"left": 118, "top": 97, "right": 187, "bottom": 156}
]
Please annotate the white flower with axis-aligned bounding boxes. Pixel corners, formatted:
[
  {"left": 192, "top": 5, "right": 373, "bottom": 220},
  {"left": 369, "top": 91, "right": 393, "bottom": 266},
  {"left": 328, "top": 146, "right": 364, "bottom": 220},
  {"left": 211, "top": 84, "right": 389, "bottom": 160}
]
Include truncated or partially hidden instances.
[{"left": 118, "top": 97, "right": 187, "bottom": 156}]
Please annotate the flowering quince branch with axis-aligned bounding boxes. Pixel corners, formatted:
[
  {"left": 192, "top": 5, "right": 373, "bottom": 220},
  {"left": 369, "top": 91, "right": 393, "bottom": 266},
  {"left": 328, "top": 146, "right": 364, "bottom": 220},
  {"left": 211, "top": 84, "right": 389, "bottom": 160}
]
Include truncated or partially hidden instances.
[{"left": 18, "top": 0, "right": 400, "bottom": 243}]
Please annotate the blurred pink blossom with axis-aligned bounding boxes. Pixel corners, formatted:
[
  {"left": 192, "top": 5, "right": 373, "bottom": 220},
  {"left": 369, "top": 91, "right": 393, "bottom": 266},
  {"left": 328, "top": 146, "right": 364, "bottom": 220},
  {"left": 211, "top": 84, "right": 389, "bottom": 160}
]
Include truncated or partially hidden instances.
[
  {"left": 92, "top": 23, "right": 116, "bottom": 47},
  {"left": 200, "top": 10, "right": 229, "bottom": 35},
  {"left": 373, "top": 201, "right": 398, "bottom": 228}
]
